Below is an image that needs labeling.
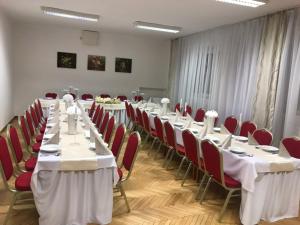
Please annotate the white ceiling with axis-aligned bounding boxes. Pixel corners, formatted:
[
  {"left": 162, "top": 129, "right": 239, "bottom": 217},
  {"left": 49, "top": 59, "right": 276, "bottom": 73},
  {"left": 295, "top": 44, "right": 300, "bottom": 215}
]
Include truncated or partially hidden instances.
[{"left": 1, "top": 0, "right": 299, "bottom": 38}]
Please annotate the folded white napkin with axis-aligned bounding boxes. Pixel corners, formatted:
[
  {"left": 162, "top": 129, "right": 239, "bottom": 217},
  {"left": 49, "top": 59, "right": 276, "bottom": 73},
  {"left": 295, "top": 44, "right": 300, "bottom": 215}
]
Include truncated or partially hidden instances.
[
  {"left": 199, "top": 125, "right": 207, "bottom": 139},
  {"left": 220, "top": 124, "right": 231, "bottom": 134},
  {"left": 95, "top": 134, "right": 110, "bottom": 155},
  {"left": 44, "top": 131, "right": 60, "bottom": 145},
  {"left": 278, "top": 142, "right": 291, "bottom": 158},
  {"left": 248, "top": 132, "right": 258, "bottom": 145},
  {"left": 221, "top": 134, "right": 232, "bottom": 149}
]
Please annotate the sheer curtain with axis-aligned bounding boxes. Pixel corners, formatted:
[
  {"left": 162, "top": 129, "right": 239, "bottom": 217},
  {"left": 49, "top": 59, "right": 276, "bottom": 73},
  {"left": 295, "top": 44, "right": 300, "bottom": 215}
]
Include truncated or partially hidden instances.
[
  {"left": 168, "top": 18, "right": 264, "bottom": 123},
  {"left": 273, "top": 8, "right": 300, "bottom": 143}
]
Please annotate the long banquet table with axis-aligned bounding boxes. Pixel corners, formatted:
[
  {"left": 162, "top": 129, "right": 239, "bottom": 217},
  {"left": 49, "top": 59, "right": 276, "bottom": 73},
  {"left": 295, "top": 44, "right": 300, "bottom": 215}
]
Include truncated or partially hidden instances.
[
  {"left": 139, "top": 104, "right": 300, "bottom": 225},
  {"left": 31, "top": 100, "right": 119, "bottom": 225}
]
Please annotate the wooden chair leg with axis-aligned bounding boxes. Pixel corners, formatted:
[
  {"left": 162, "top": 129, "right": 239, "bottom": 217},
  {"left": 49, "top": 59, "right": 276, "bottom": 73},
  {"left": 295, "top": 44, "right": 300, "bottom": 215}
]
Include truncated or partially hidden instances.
[
  {"left": 119, "top": 184, "right": 130, "bottom": 213},
  {"left": 218, "top": 189, "right": 234, "bottom": 222},
  {"left": 200, "top": 176, "right": 212, "bottom": 204},
  {"left": 181, "top": 162, "right": 192, "bottom": 186},
  {"left": 4, "top": 193, "right": 17, "bottom": 225}
]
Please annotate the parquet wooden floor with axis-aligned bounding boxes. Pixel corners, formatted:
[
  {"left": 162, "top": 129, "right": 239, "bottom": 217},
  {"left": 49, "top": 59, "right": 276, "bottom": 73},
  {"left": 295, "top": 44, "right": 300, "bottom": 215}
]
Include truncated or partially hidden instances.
[{"left": 0, "top": 121, "right": 299, "bottom": 225}]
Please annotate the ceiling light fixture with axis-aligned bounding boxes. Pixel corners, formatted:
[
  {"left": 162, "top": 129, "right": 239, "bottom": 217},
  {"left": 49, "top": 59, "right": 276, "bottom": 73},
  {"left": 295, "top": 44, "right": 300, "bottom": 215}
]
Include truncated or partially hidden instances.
[
  {"left": 216, "top": 0, "right": 267, "bottom": 8},
  {"left": 134, "top": 21, "right": 181, "bottom": 33},
  {"left": 41, "top": 6, "right": 99, "bottom": 22}
]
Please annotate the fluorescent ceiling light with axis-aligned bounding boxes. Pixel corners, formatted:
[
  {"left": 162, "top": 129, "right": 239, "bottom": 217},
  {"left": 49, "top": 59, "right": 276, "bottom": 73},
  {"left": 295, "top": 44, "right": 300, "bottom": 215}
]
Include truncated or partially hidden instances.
[
  {"left": 41, "top": 6, "right": 99, "bottom": 22},
  {"left": 134, "top": 21, "right": 181, "bottom": 33},
  {"left": 216, "top": 0, "right": 267, "bottom": 8}
]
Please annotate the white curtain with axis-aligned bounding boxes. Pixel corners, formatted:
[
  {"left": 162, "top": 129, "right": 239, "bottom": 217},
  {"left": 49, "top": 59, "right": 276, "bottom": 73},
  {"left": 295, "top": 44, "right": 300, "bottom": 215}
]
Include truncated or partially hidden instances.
[
  {"left": 273, "top": 9, "right": 300, "bottom": 143},
  {"left": 169, "top": 18, "right": 264, "bottom": 123}
]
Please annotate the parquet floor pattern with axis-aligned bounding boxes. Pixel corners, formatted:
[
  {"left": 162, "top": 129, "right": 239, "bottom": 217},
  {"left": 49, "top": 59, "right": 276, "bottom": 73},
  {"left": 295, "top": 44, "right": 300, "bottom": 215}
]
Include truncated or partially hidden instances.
[{"left": 0, "top": 121, "right": 299, "bottom": 225}]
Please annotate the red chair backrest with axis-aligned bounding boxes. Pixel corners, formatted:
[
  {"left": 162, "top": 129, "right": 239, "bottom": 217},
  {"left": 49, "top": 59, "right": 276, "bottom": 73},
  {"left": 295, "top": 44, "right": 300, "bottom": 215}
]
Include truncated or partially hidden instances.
[
  {"left": 19, "top": 116, "right": 31, "bottom": 146},
  {"left": 117, "top": 95, "right": 127, "bottom": 101},
  {"left": 89, "top": 101, "right": 96, "bottom": 118},
  {"left": 124, "top": 101, "right": 130, "bottom": 118},
  {"left": 134, "top": 95, "right": 143, "bottom": 102},
  {"left": 183, "top": 105, "right": 192, "bottom": 116},
  {"left": 37, "top": 99, "right": 44, "bottom": 118},
  {"left": 240, "top": 121, "right": 257, "bottom": 137},
  {"left": 81, "top": 93, "right": 93, "bottom": 100},
  {"left": 194, "top": 108, "right": 205, "bottom": 122},
  {"left": 99, "top": 112, "right": 109, "bottom": 135},
  {"left": 142, "top": 111, "right": 150, "bottom": 132},
  {"left": 111, "top": 124, "right": 126, "bottom": 158},
  {"left": 92, "top": 105, "right": 100, "bottom": 124},
  {"left": 100, "top": 94, "right": 110, "bottom": 98},
  {"left": 224, "top": 116, "right": 238, "bottom": 134},
  {"left": 25, "top": 110, "right": 35, "bottom": 137},
  {"left": 7, "top": 126, "right": 23, "bottom": 163},
  {"left": 34, "top": 102, "right": 42, "bottom": 123},
  {"left": 282, "top": 137, "right": 300, "bottom": 159},
  {"left": 253, "top": 129, "right": 273, "bottom": 145},
  {"left": 45, "top": 92, "right": 57, "bottom": 99},
  {"left": 154, "top": 116, "right": 164, "bottom": 142},
  {"left": 136, "top": 108, "right": 144, "bottom": 127},
  {"left": 201, "top": 139, "right": 223, "bottom": 184},
  {"left": 0, "top": 136, "right": 14, "bottom": 181},
  {"left": 129, "top": 104, "right": 136, "bottom": 122},
  {"left": 104, "top": 116, "right": 115, "bottom": 144},
  {"left": 174, "top": 103, "right": 180, "bottom": 112},
  {"left": 182, "top": 130, "right": 199, "bottom": 166},
  {"left": 164, "top": 121, "right": 176, "bottom": 149},
  {"left": 96, "top": 107, "right": 104, "bottom": 129},
  {"left": 122, "top": 132, "right": 141, "bottom": 171},
  {"left": 30, "top": 106, "right": 39, "bottom": 129}
]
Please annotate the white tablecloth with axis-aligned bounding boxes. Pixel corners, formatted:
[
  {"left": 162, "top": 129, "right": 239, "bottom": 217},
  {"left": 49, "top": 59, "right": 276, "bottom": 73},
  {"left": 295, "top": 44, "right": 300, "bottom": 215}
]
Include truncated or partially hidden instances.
[
  {"left": 144, "top": 108, "right": 300, "bottom": 225},
  {"left": 31, "top": 100, "right": 118, "bottom": 225}
]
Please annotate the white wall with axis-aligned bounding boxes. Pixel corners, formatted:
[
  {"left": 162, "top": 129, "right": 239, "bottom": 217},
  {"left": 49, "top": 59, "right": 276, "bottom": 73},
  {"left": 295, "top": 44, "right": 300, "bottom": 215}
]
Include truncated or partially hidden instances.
[
  {"left": 12, "top": 22, "right": 171, "bottom": 115},
  {"left": 0, "top": 11, "right": 13, "bottom": 130}
]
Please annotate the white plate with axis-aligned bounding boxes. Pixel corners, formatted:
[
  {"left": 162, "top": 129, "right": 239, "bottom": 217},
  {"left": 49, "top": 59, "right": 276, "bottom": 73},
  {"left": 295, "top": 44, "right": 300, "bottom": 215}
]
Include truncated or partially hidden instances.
[
  {"left": 150, "top": 112, "right": 159, "bottom": 116},
  {"left": 189, "top": 128, "right": 199, "bottom": 134},
  {"left": 86, "top": 98, "right": 94, "bottom": 101},
  {"left": 233, "top": 135, "right": 248, "bottom": 142},
  {"left": 43, "top": 133, "right": 55, "bottom": 140},
  {"left": 84, "top": 130, "right": 90, "bottom": 139},
  {"left": 174, "top": 122, "right": 184, "bottom": 128},
  {"left": 194, "top": 121, "right": 204, "bottom": 126},
  {"left": 204, "top": 135, "right": 220, "bottom": 144},
  {"left": 40, "top": 144, "right": 60, "bottom": 152},
  {"left": 258, "top": 145, "right": 279, "bottom": 153},
  {"left": 229, "top": 147, "right": 245, "bottom": 154},
  {"left": 161, "top": 116, "right": 169, "bottom": 120},
  {"left": 168, "top": 112, "right": 176, "bottom": 116},
  {"left": 213, "top": 127, "right": 221, "bottom": 132},
  {"left": 46, "top": 123, "right": 56, "bottom": 128}
]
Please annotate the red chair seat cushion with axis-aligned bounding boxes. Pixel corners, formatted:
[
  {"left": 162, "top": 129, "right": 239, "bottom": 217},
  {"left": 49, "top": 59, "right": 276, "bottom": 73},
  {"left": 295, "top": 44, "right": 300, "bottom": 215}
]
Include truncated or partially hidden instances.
[
  {"left": 25, "top": 157, "right": 37, "bottom": 171},
  {"left": 176, "top": 144, "right": 186, "bottom": 155},
  {"left": 118, "top": 167, "right": 123, "bottom": 181},
  {"left": 35, "top": 134, "right": 43, "bottom": 143},
  {"left": 224, "top": 173, "right": 241, "bottom": 188},
  {"left": 15, "top": 172, "right": 32, "bottom": 191},
  {"left": 32, "top": 143, "right": 41, "bottom": 153}
]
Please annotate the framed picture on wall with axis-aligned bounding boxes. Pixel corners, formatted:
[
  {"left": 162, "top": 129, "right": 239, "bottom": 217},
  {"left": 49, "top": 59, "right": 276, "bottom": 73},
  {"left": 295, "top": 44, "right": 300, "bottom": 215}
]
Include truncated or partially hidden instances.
[
  {"left": 57, "top": 52, "right": 76, "bottom": 69},
  {"left": 115, "top": 57, "right": 132, "bottom": 73},
  {"left": 87, "top": 55, "right": 106, "bottom": 71}
]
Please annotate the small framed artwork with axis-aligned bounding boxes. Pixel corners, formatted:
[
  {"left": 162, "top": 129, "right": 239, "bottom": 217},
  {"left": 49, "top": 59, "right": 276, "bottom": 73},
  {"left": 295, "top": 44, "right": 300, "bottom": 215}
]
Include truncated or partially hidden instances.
[
  {"left": 57, "top": 52, "right": 76, "bottom": 69},
  {"left": 87, "top": 55, "right": 106, "bottom": 71},
  {"left": 115, "top": 57, "right": 132, "bottom": 73}
]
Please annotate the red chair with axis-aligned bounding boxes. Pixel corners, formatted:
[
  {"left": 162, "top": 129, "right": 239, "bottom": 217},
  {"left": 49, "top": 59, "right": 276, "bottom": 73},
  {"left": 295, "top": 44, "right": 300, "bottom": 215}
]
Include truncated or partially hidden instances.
[
  {"left": 18, "top": 116, "right": 40, "bottom": 154},
  {"left": 200, "top": 139, "right": 241, "bottom": 222},
  {"left": 25, "top": 110, "right": 43, "bottom": 143},
  {"left": 128, "top": 104, "right": 138, "bottom": 131},
  {"left": 134, "top": 95, "right": 143, "bottom": 102},
  {"left": 183, "top": 105, "right": 192, "bottom": 116},
  {"left": 116, "top": 131, "right": 141, "bottom": 212},
  {"left": 253, "top": 129, "right": 273, "bottom": 145},
  {"left": 152, "top": 116, "right": 165, "bottom": 158},
  {"left": 110, "top": 124, "right": 126, "bottom": 160},
  {"left": 45, "top": 92, "right": 57, "bottom": 99},
  {"left": 135, "top": 108, "right": 144, "bottom": 130},
  {"left": 37, "top": 99, "right": 47, "bottom": 122},
  {"left": 281, "top": 137, "right": 300, "bottom": 159},
  {"left": 117, "top": 95, "right": 127, "bottom": 101},
  {"left": 239, "top": 121, "right": 257, "bottom": 137},
  {"left": 194, "top": 108, "right": 205, "bottom": 122},
  {"left": 95, "top": 107, "right": 104, "bottom": 130},
  {"left": 224, "top": 116, "right": 238, "bottom": 134},
  {"left": 30, "top": 106, "right": 40, "bottom": 129},
  {"left": 91, "top": 105, "right": 100, "bottom": 124},
  {"left": 100, "top": 94, "right": 110, "bottom": 98},
  {"left": 163, "top": 121, "right": 186, "bottom": 169},
  {"left": 124, "top": 101, "right": 131, "bottom": 128},
  {"left": 0, "top": 136, "right": 33, "bottom": 225},
  {"left": 88, "top": 101, "right": 96, "bottom": 118},
  {"left": 7, "top": 125, "right": 37, "bottom": 172},
  {"left": 34, "top": 101, "right": 47, "bottom": 130},
  {"left": 174, "top": 103, "right": 180, "bottom": 112},
  {"left": 81, "top": 93, "right": 93, "bottom": 100},
  {"left": 99, "top": 112, "right": 109, "bottom": 135},
  {"left": 104, "top": 116, "right": 115, "bottom": 145}
]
